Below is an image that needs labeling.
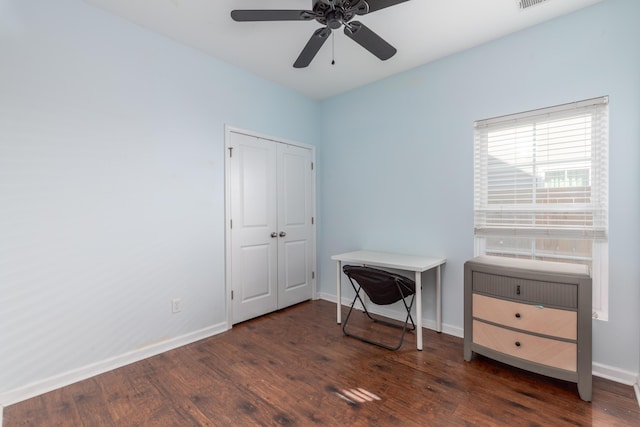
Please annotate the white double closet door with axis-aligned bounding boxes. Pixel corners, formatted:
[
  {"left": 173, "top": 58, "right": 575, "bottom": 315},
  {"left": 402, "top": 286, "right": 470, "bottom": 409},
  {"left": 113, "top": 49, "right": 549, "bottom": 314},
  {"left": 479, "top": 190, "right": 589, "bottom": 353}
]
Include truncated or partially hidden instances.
[{"left": 228, "top": 130, "right": 315, "bottom": 324}]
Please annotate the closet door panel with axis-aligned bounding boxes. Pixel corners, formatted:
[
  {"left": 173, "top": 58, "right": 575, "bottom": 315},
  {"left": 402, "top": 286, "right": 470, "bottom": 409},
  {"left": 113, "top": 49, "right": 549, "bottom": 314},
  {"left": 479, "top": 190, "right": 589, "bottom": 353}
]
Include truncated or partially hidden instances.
[
  {"left": 277, "top": 144, "right": 313, "bottom": 308},
  {"left": 230, "top": 133, "right": 278, "bottom": 324}
]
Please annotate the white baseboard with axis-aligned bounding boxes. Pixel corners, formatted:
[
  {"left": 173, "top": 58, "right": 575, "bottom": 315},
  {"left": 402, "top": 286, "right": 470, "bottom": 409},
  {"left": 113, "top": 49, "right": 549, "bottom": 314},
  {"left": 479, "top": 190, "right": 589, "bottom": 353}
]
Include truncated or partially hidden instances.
[
  {"left": 634, "top": 380, "right": 640, "bottom": 408},
  {"left": 591, "top": 362, "right": 638, "bottom": 386},
  {"left": 0, "top": 322, "right": 228, "bottom": 408}
]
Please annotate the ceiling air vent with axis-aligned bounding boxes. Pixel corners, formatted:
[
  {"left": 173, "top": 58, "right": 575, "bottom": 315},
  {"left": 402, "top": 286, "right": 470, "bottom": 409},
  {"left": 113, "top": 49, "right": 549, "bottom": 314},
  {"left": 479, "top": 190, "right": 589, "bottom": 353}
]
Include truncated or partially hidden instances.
[{"left": 520, "top": 0, "right": 549, "bottom": 9}]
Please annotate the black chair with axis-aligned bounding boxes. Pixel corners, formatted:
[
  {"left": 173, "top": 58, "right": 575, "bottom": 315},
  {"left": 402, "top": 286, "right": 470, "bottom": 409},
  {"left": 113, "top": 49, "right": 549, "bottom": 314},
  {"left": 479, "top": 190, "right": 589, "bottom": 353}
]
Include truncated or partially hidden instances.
[{"left": 342, "top": 265, "right": 416, "bottom": 350}]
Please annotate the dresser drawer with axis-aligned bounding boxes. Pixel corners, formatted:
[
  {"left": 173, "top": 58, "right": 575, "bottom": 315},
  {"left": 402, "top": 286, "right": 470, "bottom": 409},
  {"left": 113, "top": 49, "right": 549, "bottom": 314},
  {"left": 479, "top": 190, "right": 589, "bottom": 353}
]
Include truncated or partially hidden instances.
[
  {"left": 472, "top": 271, "right": 577, "bottom": 308},
  {"left": 473, "top": 320, "right": 577, "bottom": 372},
  {"left": 473, "top": 294, "right": 577, "bottom": 340}
]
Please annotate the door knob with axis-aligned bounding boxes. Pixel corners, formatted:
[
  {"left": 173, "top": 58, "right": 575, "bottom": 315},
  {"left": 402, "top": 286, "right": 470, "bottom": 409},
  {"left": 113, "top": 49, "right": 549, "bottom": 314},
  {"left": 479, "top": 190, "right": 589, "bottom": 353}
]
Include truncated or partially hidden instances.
[
  {"left": 279, "top": 231, "right": 286, "bottom": 237},
  {"left": 271, "top": 232, "right": 277, "bottom": 238}
]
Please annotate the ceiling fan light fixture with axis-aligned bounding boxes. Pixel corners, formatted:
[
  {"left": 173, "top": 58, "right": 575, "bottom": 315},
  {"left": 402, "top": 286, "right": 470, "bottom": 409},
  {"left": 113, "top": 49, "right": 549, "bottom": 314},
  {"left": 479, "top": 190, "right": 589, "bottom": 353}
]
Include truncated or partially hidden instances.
[{"left": 326, "top": 10, "right": 344, "bottom": 29}]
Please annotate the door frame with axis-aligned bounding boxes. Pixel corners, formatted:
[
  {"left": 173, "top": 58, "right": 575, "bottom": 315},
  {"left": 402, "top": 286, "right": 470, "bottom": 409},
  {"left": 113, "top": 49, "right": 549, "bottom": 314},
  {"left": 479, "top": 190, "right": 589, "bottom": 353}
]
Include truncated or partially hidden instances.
[{"left": 224, "top": 125, "right": 317, "bottom": 328}]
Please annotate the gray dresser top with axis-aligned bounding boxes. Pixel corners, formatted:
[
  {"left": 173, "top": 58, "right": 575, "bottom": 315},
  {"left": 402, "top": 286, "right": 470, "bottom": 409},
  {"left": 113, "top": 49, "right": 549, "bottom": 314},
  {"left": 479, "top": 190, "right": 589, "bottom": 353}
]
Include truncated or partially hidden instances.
[{"left": 466, "top": 255, "right": 590, "bottom": 278}]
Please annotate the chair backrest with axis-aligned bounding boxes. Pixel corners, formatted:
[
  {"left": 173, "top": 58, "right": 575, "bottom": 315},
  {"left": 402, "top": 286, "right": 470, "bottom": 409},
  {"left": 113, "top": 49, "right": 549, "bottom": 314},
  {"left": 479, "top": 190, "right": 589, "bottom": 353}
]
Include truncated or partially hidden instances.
[{"left": 343, "top": 265, "right": 416, "bottom": 305}]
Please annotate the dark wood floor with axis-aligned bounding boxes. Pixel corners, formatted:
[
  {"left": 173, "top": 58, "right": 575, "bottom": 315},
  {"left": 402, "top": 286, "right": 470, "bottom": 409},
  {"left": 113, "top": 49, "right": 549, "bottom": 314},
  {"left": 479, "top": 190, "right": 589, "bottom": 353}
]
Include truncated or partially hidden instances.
[{"left": 5, "top": 300, "right": 639, "bottom": 426}]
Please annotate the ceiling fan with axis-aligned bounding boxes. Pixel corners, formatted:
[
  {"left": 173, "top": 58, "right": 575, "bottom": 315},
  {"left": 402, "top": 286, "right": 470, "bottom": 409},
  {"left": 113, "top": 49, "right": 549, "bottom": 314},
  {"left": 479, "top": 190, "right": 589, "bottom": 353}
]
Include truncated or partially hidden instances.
[{"left": 230, "top": 0, "right": 409, "bottom": 68}]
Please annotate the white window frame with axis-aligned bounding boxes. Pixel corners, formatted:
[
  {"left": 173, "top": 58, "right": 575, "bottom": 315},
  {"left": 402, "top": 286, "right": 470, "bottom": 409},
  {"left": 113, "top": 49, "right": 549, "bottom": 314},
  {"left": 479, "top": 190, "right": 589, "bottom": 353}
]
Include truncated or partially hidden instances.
[{"left": 473, "top": 97, "right": 609, "bottom": 320}]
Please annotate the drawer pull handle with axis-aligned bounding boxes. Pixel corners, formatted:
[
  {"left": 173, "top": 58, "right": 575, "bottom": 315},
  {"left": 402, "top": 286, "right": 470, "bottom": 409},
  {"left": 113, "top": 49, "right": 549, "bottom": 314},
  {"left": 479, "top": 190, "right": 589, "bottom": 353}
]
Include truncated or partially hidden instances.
[
  {"left": 515, "top": 313, "right": 521, "bottom": 318},
  {"left": 515, "top": 341, "right": 521, "bottom": 347}
]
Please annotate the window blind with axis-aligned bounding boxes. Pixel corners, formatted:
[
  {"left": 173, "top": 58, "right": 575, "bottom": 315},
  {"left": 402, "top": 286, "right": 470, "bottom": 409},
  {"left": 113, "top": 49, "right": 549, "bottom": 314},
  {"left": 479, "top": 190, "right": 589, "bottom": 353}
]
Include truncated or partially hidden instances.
[{"left": 474, "top": 97, "right": 609, "bottom": 241}]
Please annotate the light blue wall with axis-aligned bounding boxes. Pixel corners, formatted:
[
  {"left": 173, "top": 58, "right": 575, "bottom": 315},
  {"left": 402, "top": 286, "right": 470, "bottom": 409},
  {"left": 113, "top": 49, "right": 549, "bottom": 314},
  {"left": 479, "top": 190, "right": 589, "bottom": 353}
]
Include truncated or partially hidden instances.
[
  {"left": 0, "top": 0, "right": 319, "bottom": 394},
  {"left": 317, "top": 0, "right": 640, "bottom": 374}
]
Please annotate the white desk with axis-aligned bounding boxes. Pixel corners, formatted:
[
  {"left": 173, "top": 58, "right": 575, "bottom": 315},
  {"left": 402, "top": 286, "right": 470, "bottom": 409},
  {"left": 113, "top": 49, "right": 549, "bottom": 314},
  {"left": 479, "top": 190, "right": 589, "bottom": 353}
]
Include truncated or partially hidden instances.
[{"left": 331, "top": 250, "right": 446, "bottom": 351}]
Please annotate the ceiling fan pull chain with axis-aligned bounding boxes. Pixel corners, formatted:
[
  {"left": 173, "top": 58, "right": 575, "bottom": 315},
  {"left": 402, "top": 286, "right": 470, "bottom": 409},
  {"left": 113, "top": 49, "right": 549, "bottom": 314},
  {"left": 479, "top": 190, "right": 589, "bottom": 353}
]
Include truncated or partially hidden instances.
[{"left": 331, "top": 32, "right": 335, "bottom": 65}]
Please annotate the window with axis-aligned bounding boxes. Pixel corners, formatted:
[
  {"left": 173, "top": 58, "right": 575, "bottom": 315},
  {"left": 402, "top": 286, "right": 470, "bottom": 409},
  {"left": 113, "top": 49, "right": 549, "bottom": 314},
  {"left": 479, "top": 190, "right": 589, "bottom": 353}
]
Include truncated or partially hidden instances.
[{"left": 473, "top": 97, "right": 609, "bottom": 319}]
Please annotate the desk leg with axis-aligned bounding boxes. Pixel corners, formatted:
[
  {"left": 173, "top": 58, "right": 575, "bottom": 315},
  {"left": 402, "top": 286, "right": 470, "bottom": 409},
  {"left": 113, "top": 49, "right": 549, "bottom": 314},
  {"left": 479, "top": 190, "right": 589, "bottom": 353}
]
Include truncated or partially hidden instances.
[
  {"left": 336, "top": 260, "right": 342, "bottom": 324},
  {"left": 415, "top": 271, "right": 423, "bottom": 351},
  {"left": 436, "top": 265, "right": 442, "bottom": 333}
]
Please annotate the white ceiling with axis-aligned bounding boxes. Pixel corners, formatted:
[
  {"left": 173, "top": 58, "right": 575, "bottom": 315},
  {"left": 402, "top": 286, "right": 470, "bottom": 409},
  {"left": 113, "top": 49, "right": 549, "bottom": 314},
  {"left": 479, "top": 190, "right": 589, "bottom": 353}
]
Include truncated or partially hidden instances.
[{"left": 83, "top": 0, "right": 603, "bottom": 100}]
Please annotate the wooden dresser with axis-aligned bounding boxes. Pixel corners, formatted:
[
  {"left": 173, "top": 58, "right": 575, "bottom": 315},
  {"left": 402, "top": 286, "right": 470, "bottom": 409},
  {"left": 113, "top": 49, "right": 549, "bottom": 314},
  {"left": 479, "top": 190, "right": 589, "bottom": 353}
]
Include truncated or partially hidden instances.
[{"left": 464, "top": 255, "right": 592, "bottom": 401}]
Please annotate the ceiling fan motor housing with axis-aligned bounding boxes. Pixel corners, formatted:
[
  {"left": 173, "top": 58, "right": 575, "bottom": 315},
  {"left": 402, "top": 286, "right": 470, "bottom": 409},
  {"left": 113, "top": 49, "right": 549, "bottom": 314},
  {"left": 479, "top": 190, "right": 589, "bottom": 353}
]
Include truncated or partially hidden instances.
[{"left": 313, "top": 0, "right": 368, "bottom": 27}]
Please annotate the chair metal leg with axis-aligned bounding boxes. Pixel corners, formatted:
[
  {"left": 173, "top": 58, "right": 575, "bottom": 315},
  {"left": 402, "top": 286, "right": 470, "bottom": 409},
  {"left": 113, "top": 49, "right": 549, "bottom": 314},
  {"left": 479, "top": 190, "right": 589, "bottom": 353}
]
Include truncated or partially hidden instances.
[{"left": 342, "top": 282, "right": 417, "bottom": 351}]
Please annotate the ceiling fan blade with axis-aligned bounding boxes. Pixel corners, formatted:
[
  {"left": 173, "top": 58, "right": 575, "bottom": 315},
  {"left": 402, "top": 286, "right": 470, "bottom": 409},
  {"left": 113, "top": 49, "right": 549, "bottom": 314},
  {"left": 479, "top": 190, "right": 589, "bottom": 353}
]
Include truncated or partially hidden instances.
[
  {"left": 294, "top": 27, "right": 332, "bottom": 68},
  {"left": 362, "top": 0, "right": 409, "bottom": 14},
  {"left": 230, "top": 10, "right": 316, "bottom": 22},
  {"left": 344, "top": 21, "right": 396, "bottom": 61}
]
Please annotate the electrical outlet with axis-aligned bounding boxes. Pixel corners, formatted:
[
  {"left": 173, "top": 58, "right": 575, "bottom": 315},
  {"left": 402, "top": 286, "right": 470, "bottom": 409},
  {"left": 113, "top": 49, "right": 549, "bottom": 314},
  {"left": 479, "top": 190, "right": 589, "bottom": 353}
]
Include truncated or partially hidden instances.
[{"left": 172, "top": 298, "right": 182, "bottom": 313}]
